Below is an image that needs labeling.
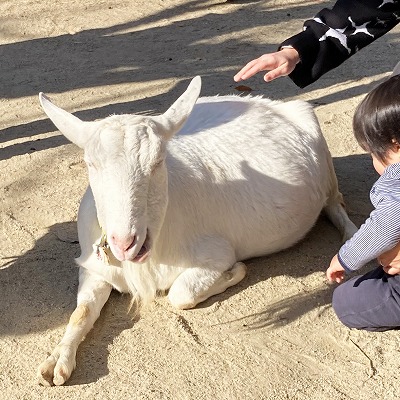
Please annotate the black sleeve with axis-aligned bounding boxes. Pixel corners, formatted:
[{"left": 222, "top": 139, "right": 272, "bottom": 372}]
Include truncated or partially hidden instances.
[{"left": 280, "top": 0, "right": 400, "bottom": 88}]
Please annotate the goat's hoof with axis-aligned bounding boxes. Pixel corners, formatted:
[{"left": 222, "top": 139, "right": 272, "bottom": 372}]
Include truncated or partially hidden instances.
[
  {"left": 228, "top": 262, "right": 247, "bottom": 283},
  {"left": 37, "top": 351, "right": 74, "bottom": 386},
  {"left": 37, "top": 362, "right": 70, "bottom": 386}
]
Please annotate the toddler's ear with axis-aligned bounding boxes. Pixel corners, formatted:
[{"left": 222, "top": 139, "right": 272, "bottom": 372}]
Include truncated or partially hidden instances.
[
  {"left": 391, "top": 143, "right": 400, "bottom": 163},
  {"left": 391, "top": 139, "right": 400, "bottom": 151}
]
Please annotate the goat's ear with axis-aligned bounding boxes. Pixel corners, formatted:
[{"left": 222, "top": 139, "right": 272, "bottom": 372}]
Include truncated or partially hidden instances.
[
  {"left": 153, "top": 76, "right": 201, "bottom": 140},
  {"left": 39, "top": 93, "right": 94, "bottom": 149}
]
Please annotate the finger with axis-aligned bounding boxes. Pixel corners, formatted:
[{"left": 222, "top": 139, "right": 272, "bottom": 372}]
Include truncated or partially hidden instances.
[
  {"left": 384, "top": 266, "right": 393, "bottom": 275},
  {"left": 327, "top": 273, "right": 340, "bottom": 283},
  {"left": 382, "top": 265, "right": 389, "bottom": 273},
  {"left": 384, "top": 266, "right": 400, "bottom": 275},
  {"left": 326, "top": 270, "right": 333, "bottom": 281},
  {"left": 236, "top": 62, "right": 270, "bottom": 81},
  {"left": 264, "top": 62, "right": 293, "bottom": 82},
  {"left": 234, "top": 60, "right": 260, "bottom": 81},
  {"left": 236, "top": 55, "right": 280, "bottom": 81},
  {"left": 264, "top": 70, "right": 282, "bottom": 82}
]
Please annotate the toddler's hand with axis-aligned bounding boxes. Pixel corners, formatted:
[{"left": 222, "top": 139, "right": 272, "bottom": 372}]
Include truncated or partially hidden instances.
[
  {"left": 378, "top": 241, "right": 400, "bottom": 274},
  {"left": 378, "top": 243, "right": 400, "bottom": 275},
  {"left": 382, "top": 265, "right": 400, "bottom": 275},
  {"left": 234, "top": 48, "right": 300, "bottom": 83},
  {"left": 326, "top": 254, "right": 345, "bottom": 283}
]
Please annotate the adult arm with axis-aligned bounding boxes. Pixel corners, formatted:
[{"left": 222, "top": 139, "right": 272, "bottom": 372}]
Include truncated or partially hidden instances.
[
  {"left": 235, "top": 0, "right": 400, "bottom": 87},
  {"left": 283, "top": 0, "right": 400, "bottom": 87}
]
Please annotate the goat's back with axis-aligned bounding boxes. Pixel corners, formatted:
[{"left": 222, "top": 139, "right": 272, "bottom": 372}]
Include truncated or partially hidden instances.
[{"left": 158, "top": 95, "right": 333, "bottom": 262}]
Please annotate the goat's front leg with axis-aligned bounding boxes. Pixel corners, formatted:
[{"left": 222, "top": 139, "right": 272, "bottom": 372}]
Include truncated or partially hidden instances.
[
  {"left": 167, "top": 236, "right": 246, "bottom": 309},
  {"left": 168, "top": 262, "right": 246, "bottom": 309},
  {"left": 37, "top": 268, "right": 112, "bottom": 386}
]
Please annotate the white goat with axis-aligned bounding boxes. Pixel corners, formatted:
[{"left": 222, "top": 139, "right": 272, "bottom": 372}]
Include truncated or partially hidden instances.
[{"left": 37, "top": 76, "right": 356, "bottom": 386}]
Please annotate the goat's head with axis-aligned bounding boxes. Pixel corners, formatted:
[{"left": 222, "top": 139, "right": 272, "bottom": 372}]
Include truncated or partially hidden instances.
[{"left": 39, "top": 77, "right": 201, "bottom": 262}]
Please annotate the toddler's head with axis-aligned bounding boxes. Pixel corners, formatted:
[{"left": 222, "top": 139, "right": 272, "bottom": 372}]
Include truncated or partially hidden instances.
[{"left": 353, "top": 74, "right": 400, "bottom": 171}]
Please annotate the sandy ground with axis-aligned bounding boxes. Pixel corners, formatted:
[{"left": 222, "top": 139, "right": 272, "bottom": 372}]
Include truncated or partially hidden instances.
[{"left": 1, "top": 0, "right": 400, "bottom": 399}]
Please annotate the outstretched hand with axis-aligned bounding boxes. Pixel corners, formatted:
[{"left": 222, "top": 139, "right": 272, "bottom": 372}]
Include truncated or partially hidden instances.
[
  {"left": 234, "top": 48, "right": 300, "bottom": 83},
  {"left": 326, "top": 254, "right": 345, "bottom": 284}
]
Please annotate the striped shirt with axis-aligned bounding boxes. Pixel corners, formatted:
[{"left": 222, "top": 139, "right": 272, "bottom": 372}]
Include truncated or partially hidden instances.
[{"left": 338, "top": 163, "right": 400, "bottom": 272}]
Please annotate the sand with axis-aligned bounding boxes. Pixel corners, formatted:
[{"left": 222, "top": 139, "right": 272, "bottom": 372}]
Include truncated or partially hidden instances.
[{"left": 1, "top": 0, "right": 400, "bottom": 399}]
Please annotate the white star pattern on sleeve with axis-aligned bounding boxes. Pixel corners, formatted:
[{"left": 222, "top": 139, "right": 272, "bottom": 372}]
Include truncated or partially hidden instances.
[
  {"left": 379, "top": 0, "right": 395, "bottom": 8},
  {"left": 349, "top": 17, "right": 375, "bottom": 37},
  {"left": 313, "top": 17, "right": 351, "bottom": 53}
]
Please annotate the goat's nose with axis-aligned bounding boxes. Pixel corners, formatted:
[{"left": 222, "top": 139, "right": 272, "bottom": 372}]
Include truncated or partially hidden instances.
[{"left": 110, "top": 234, "right": 136, "bottom": 252}]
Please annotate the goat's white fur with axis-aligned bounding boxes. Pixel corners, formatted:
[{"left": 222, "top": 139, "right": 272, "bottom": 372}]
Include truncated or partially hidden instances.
[{"left": 37, "top": 76, "right": 357, "bottom": 385}]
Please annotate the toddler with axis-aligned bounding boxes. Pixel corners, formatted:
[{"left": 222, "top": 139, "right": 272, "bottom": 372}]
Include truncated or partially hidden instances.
[{"left": 327, "top": 74, "right": 400, "bottom": 331}]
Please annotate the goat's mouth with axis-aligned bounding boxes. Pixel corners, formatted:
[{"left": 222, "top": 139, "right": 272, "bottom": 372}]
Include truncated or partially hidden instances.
[{"left": 132, "top": 234, "right": 151, "bottom": 263}]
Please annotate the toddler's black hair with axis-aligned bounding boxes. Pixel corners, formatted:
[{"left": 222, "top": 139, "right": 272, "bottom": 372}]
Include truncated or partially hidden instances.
[{"left": 353, "top": 74, "right": 400, "bottom": 162}]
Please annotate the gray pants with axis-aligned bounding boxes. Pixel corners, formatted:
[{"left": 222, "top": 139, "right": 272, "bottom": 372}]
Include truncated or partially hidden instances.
[{"left": 332, "top": 267, "right": 400, "bottom": 331}]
